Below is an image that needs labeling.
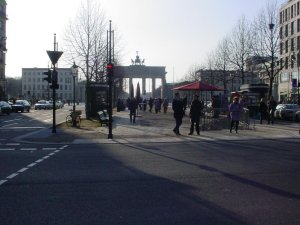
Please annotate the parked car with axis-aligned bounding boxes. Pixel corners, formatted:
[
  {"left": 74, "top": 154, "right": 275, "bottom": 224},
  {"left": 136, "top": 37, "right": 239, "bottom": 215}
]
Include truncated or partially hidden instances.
[
  {"left": 11, "top": 100, "right": 31, "bottom": 113},
  {"left": 34, "top": 100, "right": 52, "bottom": 110},
  {"left": 295, "top": 110, "right": 300, "bottom": 122},
  {"left": 274, "top": 104, "right": 300, "bottom": 120},
  {"left": 0, "top": 101, "right": 12, "bottom": 115},
  {"left": 56, "top": 100, "right": 64, "bottom": 109}
]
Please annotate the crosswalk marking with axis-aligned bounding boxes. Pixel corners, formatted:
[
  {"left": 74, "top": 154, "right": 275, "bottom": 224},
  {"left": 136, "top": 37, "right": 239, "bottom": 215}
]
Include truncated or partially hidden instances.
[
  {"left": 6, "top": 143, "right": 20, "bottom": 146},
  {"left": 0, "top": 148, "right": 15, "bottom": 151},
  {"left": 20, "top": 148, "right": 37, "bottom": 151}
]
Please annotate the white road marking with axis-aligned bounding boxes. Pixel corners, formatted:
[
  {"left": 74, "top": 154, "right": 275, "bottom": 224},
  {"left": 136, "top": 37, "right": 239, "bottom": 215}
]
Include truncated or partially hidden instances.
[
  {"left": 60, "top": 145, "right": 68, "bottom": 149},
  {"left": 27, "top": 163, "right": 36, "bottom": 168},
  {"left": 0, "top": 145, "right": 69, "bottom": 187},
  {"left": 35, "top": 159, "right": 44, "bottom": 163},
  {"left": 7, "top": 173, "right": 18, "bottom": 179},
  {"left": 1, "top": 123, "right": 19, "bottom": 127},
  {"left": 0, "top": 180, "right": 7, "bottom": 186},
  {"left": 20, "top": 148, "right": 37, "bottom": 151},
  {"left": 18, "top": 168, "right": 28, "bottom": 173},
  {"left": 0, "top": 148, "right": 15, "bottom": 151},
  {"left": 6, "top": 143, "right": 20, "bottom": 146},
  {"left": 42, "top": 148, "right": 57, "bottom": 151}
]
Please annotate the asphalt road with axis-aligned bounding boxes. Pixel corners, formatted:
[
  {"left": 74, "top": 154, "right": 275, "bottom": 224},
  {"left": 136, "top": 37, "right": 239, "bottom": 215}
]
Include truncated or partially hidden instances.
[{"left": 0, "top": 137, "right": 299, "bottom": 225}]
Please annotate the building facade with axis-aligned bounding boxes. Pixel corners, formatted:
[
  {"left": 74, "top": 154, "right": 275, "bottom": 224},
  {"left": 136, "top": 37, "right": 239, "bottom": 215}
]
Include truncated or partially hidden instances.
[
  {"left": 0, "top": 0, "right": 7, "bottom": 100},
  {"left": 279, "top": 0, "right": 300, "bottom": 103},
  {"left": 22, "top": 68, "right": 79, "bottom": 102}
]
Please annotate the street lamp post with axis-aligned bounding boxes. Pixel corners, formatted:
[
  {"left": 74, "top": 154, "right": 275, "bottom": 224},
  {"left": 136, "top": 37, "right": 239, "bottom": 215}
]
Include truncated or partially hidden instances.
[
  {"left": 269, "top": 23, "right": 275, "bottom": 100},
  {"left": 71, "top": 62, "right": 78, "bottom": 127}
]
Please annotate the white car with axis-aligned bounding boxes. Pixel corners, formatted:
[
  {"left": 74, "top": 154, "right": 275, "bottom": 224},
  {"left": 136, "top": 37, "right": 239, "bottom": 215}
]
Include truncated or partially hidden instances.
[{"left": 34, "top": 100, "right": 52, "bottom": 110}]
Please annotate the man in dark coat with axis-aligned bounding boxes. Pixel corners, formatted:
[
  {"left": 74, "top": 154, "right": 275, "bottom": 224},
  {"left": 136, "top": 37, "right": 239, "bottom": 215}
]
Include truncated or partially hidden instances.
[
  {"left": 172, "top": 92, "right": 184, "bottom": 135},
  {"left": 259, "top": 97, "right": 267, "bottom": 124},
  {"left": 128, "top": 97, "right": 138, "bottom": 123},
  {"left": 267, "top": 96, "right": 277, "bottom": 124},
  {"left": 188, "top": 94, "right": 203, "bottom": 135}
]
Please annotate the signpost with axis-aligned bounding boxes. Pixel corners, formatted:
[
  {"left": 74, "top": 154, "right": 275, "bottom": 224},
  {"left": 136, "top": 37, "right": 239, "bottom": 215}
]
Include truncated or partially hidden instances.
[{"left": 46, "top": 34, "right": 63, "bottom": 133}]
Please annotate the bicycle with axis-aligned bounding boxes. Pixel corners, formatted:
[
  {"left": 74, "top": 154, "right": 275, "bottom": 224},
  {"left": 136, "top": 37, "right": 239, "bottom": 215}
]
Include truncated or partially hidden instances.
[{"left": 66, "top": 110, "right": 81, "bottom": 127}]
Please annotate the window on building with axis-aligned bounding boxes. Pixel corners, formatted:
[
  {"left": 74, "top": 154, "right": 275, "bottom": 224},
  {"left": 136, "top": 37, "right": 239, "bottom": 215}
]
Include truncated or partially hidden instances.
[
  {"left": 285, "top": 24, "right": 289, "bottom": 37},
  {"left": 291, "top": 21, "right": 294, "bottom": 35},
  {"left": 280, "top": 42, "right": 283, "bottom": 54},
  {"left": 285, "top": 40, "right": 289, "bottom": 53},
  {"left": 292, "top": 5, "right": 294, "bottom": 18},
  {"left": 285, "top": 56, "right": 289, "bottom": 69},
  {"left": 291, "top": 38, "right": 294, "bottom": 51},
  {"left": 280, "top": 12, "right": 283, "bottom": 24},
  {"left": 280, "top": 27, "right": 283, "bottom": 39},
  {"left": 298, "top": 2, "right": 300, "bottom": 15}
]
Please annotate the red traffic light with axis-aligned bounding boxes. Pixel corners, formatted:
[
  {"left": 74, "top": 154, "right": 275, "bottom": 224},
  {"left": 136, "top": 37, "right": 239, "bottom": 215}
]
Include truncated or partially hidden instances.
[
  {"left": 107, "top": 63, "right": 113, "bottom": 69},
  {"left": 106, "top": 63, "right": 114, "bottom": 77}
]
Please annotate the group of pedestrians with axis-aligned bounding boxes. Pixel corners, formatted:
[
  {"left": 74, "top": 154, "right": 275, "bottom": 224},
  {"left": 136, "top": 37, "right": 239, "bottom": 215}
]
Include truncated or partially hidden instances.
[
  {"left": 172, "top": 92, "right": 203, "bottom": 135},
  {"left": 258, "top": 96, "right": 277, "bottom": 125},
  {"left": 126, "top": 93, "right": 278, "bottom": 135}
]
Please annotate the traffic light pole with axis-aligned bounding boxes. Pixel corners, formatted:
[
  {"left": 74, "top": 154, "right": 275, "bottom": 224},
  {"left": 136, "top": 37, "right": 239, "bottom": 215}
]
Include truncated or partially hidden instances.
[
  {"left": 52, "top": 71, "right": 56, "bottom": 133},
  {"left": 108, "top": 20, "right": 113, "bottom": 139},
  {"left": 46, "top": 33, "right": 63, "bottom": 134}
]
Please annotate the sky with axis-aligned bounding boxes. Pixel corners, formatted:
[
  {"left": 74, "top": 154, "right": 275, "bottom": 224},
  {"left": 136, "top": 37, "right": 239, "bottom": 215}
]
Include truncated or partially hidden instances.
[{"left": 5, "top": 0, "right": 287, "bottom": 83}]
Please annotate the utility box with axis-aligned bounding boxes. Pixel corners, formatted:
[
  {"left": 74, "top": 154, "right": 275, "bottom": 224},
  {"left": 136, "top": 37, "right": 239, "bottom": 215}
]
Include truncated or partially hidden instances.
[{"left": 89, "top": 83, "right": 108, "bottom": 117}]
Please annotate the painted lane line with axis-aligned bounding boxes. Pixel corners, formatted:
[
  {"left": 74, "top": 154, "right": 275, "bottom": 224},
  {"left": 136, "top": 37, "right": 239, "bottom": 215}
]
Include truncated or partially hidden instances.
[
  {"left": 27, "top": 163, "right": 36, "bottom": 168},
  {"left": 60, "top": 145, "right": 68, "bottom": 149},
  {"left": 1, "top": 123, "right": 19, "bottom": 127},
  {"left": 6, "top": 143, "right": 20, "bottom": 146},
  {"left": 7, "top": 173, "right": 18, "bottom": 179},
  {"left": 42, "top": 148, "right": 57, "bottom": 151},
  {"left": 0, "top": 180, "right": 8, "bottom": 186},
  {"left": 20, "top": 148, "right": 37, "bottom": 151},
  {"left": 54, "top": 150, "right": 61, "bottom": 153},
  {"left": 0, "top": 148, "right": 15, "bottom": 151},
  {"left": 48, "top": 153, "right": 55, "bottom": 156},
  {"left": 35, "top": 159, "right": 44, "bottom": 163},
  {"left": 18, "top": 168, "right": 29, "bottom": 173},
  {"left": 2, "top": 118, "right": 22, "bottom": 123},
  {"left": 43, "top": 156, "right": 50, "bottom": 159}
]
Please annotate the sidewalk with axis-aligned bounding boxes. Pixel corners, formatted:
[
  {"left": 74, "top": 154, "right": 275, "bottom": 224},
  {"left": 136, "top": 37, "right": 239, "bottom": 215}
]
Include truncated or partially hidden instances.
[{"left": 16, "top": 108, "right": 300, "bottom": 144}]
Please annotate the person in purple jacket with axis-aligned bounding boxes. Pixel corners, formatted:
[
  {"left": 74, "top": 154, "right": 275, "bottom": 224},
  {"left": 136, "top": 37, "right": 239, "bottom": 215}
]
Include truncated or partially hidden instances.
[{"left": 229, "top": 96, "right": 243, "bottom": 133}]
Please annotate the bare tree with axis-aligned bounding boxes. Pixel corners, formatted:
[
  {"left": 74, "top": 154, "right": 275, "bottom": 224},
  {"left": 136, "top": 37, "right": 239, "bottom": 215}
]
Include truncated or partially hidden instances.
[
  {"left": 251, "top": 0, "right": 281, "bottom": 100},
  {"left": 62, "top": 0, "right": 108, "bottom": 118},
  {"left": 182, "top": 63, "right": 204, "bottom": 82},
  {"left": 228, "top": 15, "right": 253, "bottom": 85},
  {"left": 214, "top": 36, "right": 233, "bottom": 92}
]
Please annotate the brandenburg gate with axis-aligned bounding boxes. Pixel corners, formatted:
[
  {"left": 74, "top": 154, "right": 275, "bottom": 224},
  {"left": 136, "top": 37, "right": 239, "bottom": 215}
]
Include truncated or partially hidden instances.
[{"left": 114, "top": 54, "right": 167, "bottom": 98}]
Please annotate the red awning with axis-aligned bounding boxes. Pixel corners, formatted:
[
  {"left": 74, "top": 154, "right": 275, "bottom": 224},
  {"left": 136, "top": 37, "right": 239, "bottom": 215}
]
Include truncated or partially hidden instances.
[{"left": 173, "top": 81, "right": 224, "bottom": 91}]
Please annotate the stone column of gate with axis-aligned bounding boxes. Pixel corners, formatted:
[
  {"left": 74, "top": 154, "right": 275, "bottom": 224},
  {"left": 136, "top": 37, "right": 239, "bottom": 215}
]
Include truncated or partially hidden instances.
[
  {"left": 129, "top": 78, "right": 133, "bottom": 97},
  {"left": 142, "top": 78, "right": 146, "bottom": 95},
  {"left": 161, "top": 77, "right": 166, "bottom": 98},
  {"left": 152, "top": 78, "right": 156, "bottom": 97}
]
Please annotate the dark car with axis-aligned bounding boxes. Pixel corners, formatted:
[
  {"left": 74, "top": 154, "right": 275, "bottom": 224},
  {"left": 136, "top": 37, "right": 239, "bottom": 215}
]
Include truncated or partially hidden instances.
[
  {"left": 11, "top": 100, "right": 31, "bottom": 113},
  {"left": 0, "top": 101, "right": 12, "bottom": 115}
]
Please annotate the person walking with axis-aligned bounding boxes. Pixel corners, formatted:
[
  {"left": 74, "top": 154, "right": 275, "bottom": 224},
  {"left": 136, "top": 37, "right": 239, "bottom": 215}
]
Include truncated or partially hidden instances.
[
  {"left": 229, "top": 96, "right": 243, "bottom": 133},
  {"left": 128, "top": 97, "right": 138, "bottom": 123},
  {"left": 188, "top": 94, "right": 203, "bottom": 135},
  {"left": 259, "top": 97, "right": 267, "bottom": 124},
  {"left": 267, "top": 96, "right": 277, "bottom": 124},
  {"left": 162, "top": 98, "right": 169, "bottom": 113},
  {"left": 148, "top": 97, "right": 153, "bottom": 113},
  {"left": 154, "top": 98, "right": 161, "bottom": 114},
  {"left": 172, "top": 93, "right": 184, "bottom": 135}
]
